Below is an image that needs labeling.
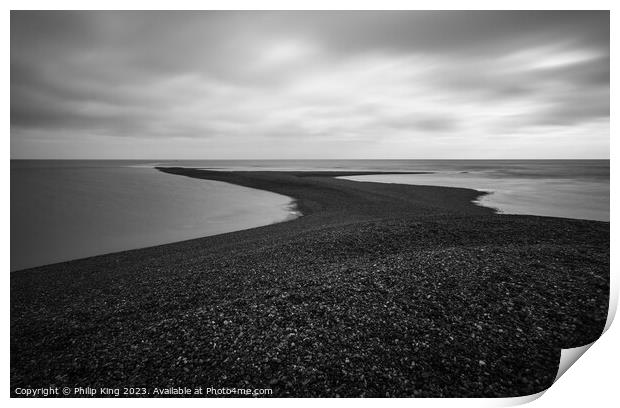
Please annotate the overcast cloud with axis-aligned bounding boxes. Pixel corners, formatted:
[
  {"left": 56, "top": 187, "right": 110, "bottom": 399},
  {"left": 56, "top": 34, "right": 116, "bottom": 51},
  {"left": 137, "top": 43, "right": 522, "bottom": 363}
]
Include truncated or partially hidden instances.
[{"left": 11, "top": 11, "right": 609, "bottom": 159}]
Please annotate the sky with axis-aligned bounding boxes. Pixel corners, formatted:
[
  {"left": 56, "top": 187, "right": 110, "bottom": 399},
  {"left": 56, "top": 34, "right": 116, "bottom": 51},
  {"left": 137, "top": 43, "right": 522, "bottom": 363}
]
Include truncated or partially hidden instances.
[{"left": 11, "top": 11, "right": 609, "bottom": 159}]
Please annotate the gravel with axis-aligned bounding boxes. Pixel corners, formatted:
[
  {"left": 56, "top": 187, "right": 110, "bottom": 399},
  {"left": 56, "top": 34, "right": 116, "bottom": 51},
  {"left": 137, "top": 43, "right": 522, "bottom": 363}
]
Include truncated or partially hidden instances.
[{"left": 11, "top": 168, "right": 609, "bottom": 397}]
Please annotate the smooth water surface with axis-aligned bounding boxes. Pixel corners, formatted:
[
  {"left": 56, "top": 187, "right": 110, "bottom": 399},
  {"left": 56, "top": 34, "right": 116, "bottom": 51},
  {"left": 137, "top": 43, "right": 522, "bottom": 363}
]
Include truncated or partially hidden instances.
[{"left": 11, "top": 161, "right": 296, "bottom": 271}]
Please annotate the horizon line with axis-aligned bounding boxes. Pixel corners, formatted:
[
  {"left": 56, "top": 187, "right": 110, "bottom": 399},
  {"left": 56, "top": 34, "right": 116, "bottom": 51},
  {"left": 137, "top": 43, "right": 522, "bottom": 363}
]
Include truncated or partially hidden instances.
[{"left": 9, "top": 158, "right": 611, "bottom": 161}]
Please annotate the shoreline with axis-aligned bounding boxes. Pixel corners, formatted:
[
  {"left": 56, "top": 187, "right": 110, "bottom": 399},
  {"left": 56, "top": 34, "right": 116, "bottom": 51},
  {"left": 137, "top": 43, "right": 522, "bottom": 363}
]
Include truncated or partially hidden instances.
[
  {"left": 10, "top": 165, "right": 301, "bottom": 272},
  {"left": 336, "top": 173, "right": 609, "bottom": 222},
  {"left": 11, "top": 168, "right": 609, "bottom": 397}
]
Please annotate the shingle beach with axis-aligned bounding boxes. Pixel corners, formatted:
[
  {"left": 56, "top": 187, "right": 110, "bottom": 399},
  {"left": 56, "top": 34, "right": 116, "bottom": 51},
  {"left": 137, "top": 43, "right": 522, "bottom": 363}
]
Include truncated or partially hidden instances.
[{"left": 11, "top": 169, "right": 609, "bottom": 397}]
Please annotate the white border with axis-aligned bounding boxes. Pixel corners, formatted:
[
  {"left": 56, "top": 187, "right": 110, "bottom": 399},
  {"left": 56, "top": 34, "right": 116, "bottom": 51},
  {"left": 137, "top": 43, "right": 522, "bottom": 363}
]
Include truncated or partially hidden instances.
[{"left": 4, "top": 1, "right": 616, "bottom": 406}]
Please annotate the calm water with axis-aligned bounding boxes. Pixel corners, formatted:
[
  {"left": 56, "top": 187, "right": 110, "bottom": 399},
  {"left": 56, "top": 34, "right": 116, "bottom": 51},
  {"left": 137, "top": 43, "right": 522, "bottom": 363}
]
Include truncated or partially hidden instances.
[
  {"left": 335, "top": 160, "right": 609, "bottom": 222},
  {"left": 11, "top": 160, "right": 608, "bottom": 271},
  {"left": 11, "top": 160, "right": 297, "bottom": 271},
  {"left": 168, "top": 159, "right": 609, "bottom": 222}
]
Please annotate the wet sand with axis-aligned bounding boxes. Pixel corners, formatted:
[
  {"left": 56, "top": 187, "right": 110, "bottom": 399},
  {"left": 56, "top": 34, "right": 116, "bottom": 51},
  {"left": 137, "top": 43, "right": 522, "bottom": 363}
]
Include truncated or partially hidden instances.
[{"left": 11, "top": 168, "right": 609, "bottom": 397}]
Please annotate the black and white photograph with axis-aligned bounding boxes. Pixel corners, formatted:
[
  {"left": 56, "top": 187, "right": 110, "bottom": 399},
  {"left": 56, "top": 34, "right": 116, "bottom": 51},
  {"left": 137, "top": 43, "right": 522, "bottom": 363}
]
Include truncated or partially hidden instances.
[{"left": 8, "top": 5, "right": 613, "bottom": 401}]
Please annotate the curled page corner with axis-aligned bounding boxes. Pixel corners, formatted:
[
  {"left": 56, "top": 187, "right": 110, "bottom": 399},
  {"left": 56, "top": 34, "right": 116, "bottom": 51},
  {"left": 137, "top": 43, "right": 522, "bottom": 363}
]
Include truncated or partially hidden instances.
[
  {"left": 548, "top": 287, "right": 620, "bottom": 385},
  {"left": 493, "top": 340, "right": 600, "bottom": 407},
  {"left": 603, "top": 286, "right": 618, "bottom": 333},
  {"left": 493, "top": 390, "right": 547, "bottom": 407},
  {"left": 554, "top": 343, "right": 594, "bottom": 383}
]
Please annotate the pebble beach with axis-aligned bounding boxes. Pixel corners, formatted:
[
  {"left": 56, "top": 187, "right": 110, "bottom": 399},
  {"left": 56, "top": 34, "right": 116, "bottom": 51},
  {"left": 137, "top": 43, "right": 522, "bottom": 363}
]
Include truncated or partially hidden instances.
[{"left": 11, "top": 168, "right": 609, "bottom": 397}]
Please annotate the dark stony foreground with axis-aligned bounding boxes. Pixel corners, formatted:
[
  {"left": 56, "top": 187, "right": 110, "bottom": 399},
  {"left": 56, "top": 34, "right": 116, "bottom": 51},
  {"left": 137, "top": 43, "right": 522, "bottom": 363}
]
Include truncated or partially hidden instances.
[{"left": 11, "top": 169, "right": 609, "bottom": 397}]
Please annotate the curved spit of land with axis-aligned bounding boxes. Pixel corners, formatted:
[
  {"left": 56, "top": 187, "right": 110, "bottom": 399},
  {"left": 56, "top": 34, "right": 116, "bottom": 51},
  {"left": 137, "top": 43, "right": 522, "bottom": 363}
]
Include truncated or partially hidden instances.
[{"left": 11, "top": 168, "right": 609, "bottom": 397}]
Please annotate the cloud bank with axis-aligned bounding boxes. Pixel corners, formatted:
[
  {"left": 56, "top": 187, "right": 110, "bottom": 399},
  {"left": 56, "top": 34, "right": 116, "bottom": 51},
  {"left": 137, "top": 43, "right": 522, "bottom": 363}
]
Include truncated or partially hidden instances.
[{"left": 11, "top": 11, "right": 609, "bottom": 159}]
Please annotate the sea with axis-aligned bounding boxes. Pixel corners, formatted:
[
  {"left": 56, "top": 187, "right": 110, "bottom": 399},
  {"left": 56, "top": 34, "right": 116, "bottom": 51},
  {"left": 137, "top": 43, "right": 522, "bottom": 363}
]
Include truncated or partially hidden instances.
[{"left": 11, "top": 160, "right": 609, "bottom": 271}]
